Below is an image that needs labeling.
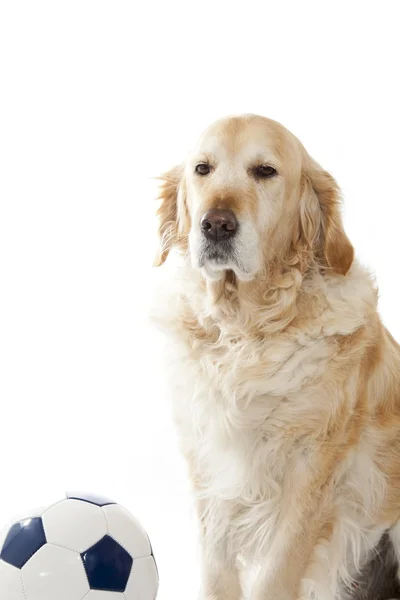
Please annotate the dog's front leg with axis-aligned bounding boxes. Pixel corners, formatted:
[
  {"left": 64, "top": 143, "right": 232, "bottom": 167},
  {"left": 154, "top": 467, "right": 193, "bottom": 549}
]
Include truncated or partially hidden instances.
[
  {"left": 251, "top": 516, "right": 312, "bottom": 600},
  {"left": 199, "top": 549, "right": 242, "bottom": 600},
  {"left": 195, "top": 496, "right": 242, "bottom": 600},
  {"left": 251, "top": 463, "right": 335, "bottom": 600},
  {"left": 252, "top": 524, "right": 335, "bottom": 600},
  {"left": 198, "top": 524, "right": 242, "bottom": 600}
]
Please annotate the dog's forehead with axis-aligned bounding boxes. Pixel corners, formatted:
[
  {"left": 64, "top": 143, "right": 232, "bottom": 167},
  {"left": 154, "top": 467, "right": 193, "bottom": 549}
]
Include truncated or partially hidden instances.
[{"left": 191, "top": 116, "right": 295, "bottom": 163}]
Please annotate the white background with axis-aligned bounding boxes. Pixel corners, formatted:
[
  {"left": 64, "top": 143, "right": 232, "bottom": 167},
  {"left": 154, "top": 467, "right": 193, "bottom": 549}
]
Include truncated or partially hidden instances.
[{"left": 0, "top": 2, "right": 399, "bottom": 598}]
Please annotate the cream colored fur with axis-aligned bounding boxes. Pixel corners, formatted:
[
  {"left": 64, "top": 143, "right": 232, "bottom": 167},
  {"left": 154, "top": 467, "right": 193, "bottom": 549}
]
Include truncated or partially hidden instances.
[{"left": 151, "top": 115, "right": 400, "bottom": 600}]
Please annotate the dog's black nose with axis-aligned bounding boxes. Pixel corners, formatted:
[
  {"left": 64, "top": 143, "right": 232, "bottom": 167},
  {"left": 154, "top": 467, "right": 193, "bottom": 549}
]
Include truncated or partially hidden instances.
[{"left": 201, "top": 209, "right": 238, "bottom": 241}]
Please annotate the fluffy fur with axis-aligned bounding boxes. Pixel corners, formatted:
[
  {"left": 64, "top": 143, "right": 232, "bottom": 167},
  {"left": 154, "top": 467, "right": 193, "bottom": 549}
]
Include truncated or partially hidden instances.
[{"left": 151, "top": 115, "right": 400, "bottom": 600}]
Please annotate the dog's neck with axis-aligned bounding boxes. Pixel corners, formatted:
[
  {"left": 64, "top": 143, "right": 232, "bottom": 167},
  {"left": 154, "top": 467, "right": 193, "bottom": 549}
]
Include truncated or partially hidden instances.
[
  {"left": 152, "top": 255, "right": 377, "bottom": 357},
  {"left": 199, "top": 263, "right": 307, "bottom": 337}
]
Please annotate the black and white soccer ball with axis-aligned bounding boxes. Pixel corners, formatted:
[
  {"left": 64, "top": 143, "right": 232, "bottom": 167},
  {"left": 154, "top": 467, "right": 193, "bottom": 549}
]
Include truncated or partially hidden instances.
[{"left": 0, "top": 492, "right": 159, "bottom": 600}]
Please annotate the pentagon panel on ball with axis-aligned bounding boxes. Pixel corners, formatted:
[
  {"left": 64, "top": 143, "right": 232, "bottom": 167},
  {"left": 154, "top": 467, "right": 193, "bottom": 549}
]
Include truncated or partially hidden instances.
[
  {"left": 0, "top": 492, "right": 159, "bottom": 600},
  {"left": 1, "top": 517, "right": 46, "bottom": 569}
]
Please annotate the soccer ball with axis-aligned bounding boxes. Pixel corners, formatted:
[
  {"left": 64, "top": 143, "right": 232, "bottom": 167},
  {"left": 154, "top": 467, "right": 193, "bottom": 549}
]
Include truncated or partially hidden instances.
[{"left": 0, "top": 492, "right": 159, "bottom": 600}]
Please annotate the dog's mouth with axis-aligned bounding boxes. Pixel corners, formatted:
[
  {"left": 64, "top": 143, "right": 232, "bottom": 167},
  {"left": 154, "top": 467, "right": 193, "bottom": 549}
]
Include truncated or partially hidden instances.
[
  {"left": 198, "top": 239, "right": 236, "bottom": 267},
  {"left": 196, "top": 239, "right": 253, "bottom": 282}
]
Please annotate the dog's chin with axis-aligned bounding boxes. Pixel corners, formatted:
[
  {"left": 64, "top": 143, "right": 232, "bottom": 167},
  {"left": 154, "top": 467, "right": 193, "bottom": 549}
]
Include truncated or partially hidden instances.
[
  {"left": 196, "top": 252, "right": 255, "bottom": 282},
  {"left": 200, "top": 261, "right": 232, "bottom": 282},
  {"left": 189, "top": 233, "right": 260, "bottom": 282}
]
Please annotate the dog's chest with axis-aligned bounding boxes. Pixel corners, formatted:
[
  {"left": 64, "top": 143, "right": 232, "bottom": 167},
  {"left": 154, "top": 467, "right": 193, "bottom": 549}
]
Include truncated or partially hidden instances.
[
  {"left": 166, "top": 333, "right": 330, "bottom": 559},
  {"left": 169, "top": 329, "right": 332, "bottom": 502}
]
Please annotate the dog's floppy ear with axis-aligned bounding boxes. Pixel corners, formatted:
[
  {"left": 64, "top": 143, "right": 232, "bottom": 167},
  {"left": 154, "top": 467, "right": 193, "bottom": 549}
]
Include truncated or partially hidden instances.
[
  {"left": 298, "top": 159, "right": 354, "bottom": 275},
  {"left": 154, "top": 165, "right": 189, "bottom": 266}
]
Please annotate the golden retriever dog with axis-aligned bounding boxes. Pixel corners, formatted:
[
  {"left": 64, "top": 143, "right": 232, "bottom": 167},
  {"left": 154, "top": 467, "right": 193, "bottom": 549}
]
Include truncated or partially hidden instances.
[{"left": 152, "top": 115, "right": 400, "bottom": 600}]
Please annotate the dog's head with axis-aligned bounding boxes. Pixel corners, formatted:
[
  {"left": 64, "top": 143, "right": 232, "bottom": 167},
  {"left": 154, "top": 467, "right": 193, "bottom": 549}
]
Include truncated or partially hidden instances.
[{"left": 155, "top": 115, "right": 353, "bottom": 282}]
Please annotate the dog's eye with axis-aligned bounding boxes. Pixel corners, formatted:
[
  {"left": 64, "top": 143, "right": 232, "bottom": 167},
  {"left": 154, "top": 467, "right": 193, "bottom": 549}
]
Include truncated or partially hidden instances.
[
  {"left": 195, "top": 163, "right": 211, "bottom": 176},
  {"left": 254, "top": 165, "right": 277, "bottom": 179}
]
